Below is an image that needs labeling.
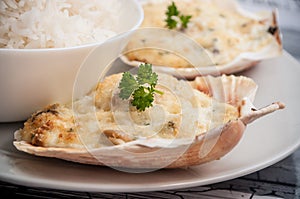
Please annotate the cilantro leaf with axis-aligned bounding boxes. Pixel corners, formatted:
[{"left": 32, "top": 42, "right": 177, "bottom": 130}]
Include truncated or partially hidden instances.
[
  {"left": 165, "top": 1, "right": 192, "bottom": 30},
  {"left": 137, "top": 63, "right": 158, "bottom": 86},
  {"left": 165, "top": 17, "right": 178, "bottom": 29},
  {"left": 180, "top": 15, "right": 192, "bottom": 29},
  {"left": 132, "top": 86, "right": 154, "bottom": 111},
  {"left": 165, "top": 1, "right": 179, "bottom": 29},
  {"left": 118, "top": 64, "right": 163, "bottom": 111},
  {"left": 166, "top": 2, "right": 179, "bottom": 17},
  {"left": 118, "top": 72, "right": 139, "bottom": 99}
]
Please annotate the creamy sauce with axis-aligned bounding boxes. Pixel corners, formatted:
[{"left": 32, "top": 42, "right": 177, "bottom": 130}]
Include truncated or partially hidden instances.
[
  {"left": 19, "top": 73, "right": 239, "bottom": 149},
  {"left": 126, "top": 0, "right": 277, "bottom": 68}
]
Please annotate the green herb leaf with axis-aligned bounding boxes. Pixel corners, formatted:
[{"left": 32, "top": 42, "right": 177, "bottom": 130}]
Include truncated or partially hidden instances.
[
  {"left": 118, "top": 64, "right": 163, "bottom": 111},
  {"left": 180, "top": 15, "right": 192, "bottom": 29},
  {"left": 118, "top": 72, "right": 139, "bottom": 99},
  {"left": 165, "top": 17, "right": 178, "bottom": 29},
  {"left": 166, "top": 2, "right": 179, "bottom": 17},
  {"left": 165, "top": 1, "right": 192, "bottom": 30},
  {"left": 132, "top": 86, "right": 154, "bottom": 111},
  {"left": 137, "top": 63, "right": 158, "bottom": 86}
]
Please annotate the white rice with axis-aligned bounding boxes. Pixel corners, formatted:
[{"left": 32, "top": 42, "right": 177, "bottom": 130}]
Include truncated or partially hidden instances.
[{"left": 0, "top": 0, "right": 120, "bottom": 49}]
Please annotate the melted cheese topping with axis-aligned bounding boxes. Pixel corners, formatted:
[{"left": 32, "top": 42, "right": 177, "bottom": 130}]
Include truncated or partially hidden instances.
[
  {"left": 19, "top": 73, "right": 239, "bottom": 149},
  {"left": 125, "top": 0, "right": 277, "bottom": 68}
]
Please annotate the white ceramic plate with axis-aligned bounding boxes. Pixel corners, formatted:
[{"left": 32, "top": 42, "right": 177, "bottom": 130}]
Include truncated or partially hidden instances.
[{"left": 0, "top": 51, "right": 299, "bottom": 192}]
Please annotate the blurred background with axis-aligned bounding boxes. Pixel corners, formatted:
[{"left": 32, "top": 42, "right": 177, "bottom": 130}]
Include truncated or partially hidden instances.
[{"left": 238, "top": 0, "right": 300, "bottom": 60}]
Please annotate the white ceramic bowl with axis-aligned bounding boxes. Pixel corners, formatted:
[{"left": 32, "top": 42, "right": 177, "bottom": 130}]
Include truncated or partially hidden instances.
[{"left": 0, "top": 0, "right": 143, "bottom": 122}]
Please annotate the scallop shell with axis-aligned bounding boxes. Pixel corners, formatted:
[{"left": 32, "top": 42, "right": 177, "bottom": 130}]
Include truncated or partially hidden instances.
[
  {"left": 13, "top": 75, "right": 284, "bottom": 169},
  {"left": 121, "top": 0, "right": 282, "bottom": 79}
]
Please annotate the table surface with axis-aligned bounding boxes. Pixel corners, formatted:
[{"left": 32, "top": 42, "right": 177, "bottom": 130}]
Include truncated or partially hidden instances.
[
  {"left": 1, "top": 150, "right": 299, "bottom": 199},
  {"left": 1, "top": 1, "right": 300, "bottom": 198}
]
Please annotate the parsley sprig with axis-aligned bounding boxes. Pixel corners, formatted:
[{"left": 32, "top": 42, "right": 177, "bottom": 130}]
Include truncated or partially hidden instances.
[
  {"left": 119, "top": 63, "right": 163, "bottom": 111},
  {"left": 165, "top": 1, "right": 192, "bottom": 30}
]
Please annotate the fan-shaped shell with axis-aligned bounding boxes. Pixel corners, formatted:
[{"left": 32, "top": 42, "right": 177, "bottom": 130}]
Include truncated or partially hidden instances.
[
  {"left": 13, "top": 75, "right": 284, "bottom": 169},
  {"left": 121, "top": 0, "right": 282, "bottom": 79}
]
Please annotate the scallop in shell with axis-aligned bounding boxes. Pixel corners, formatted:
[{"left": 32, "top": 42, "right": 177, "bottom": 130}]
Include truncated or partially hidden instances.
[
  {"left": 13, "top": 73, "right": 284, "bottom": 169},
  {"left": 121, "top": 0, "right": 282, "bottom": 78}
]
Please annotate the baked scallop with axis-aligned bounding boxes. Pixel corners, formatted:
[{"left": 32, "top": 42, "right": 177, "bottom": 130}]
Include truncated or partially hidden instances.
[
  {"left": 121, "top": 0, "right": 282, "bottom": 78},
  {"left": 13, "top": 72, "right": 284, "bottom": 169}
]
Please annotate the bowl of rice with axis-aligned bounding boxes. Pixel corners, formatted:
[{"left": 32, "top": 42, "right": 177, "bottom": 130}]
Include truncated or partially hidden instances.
[{"left": 0, "top": 0, "right": 143, "bottom": 122}]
